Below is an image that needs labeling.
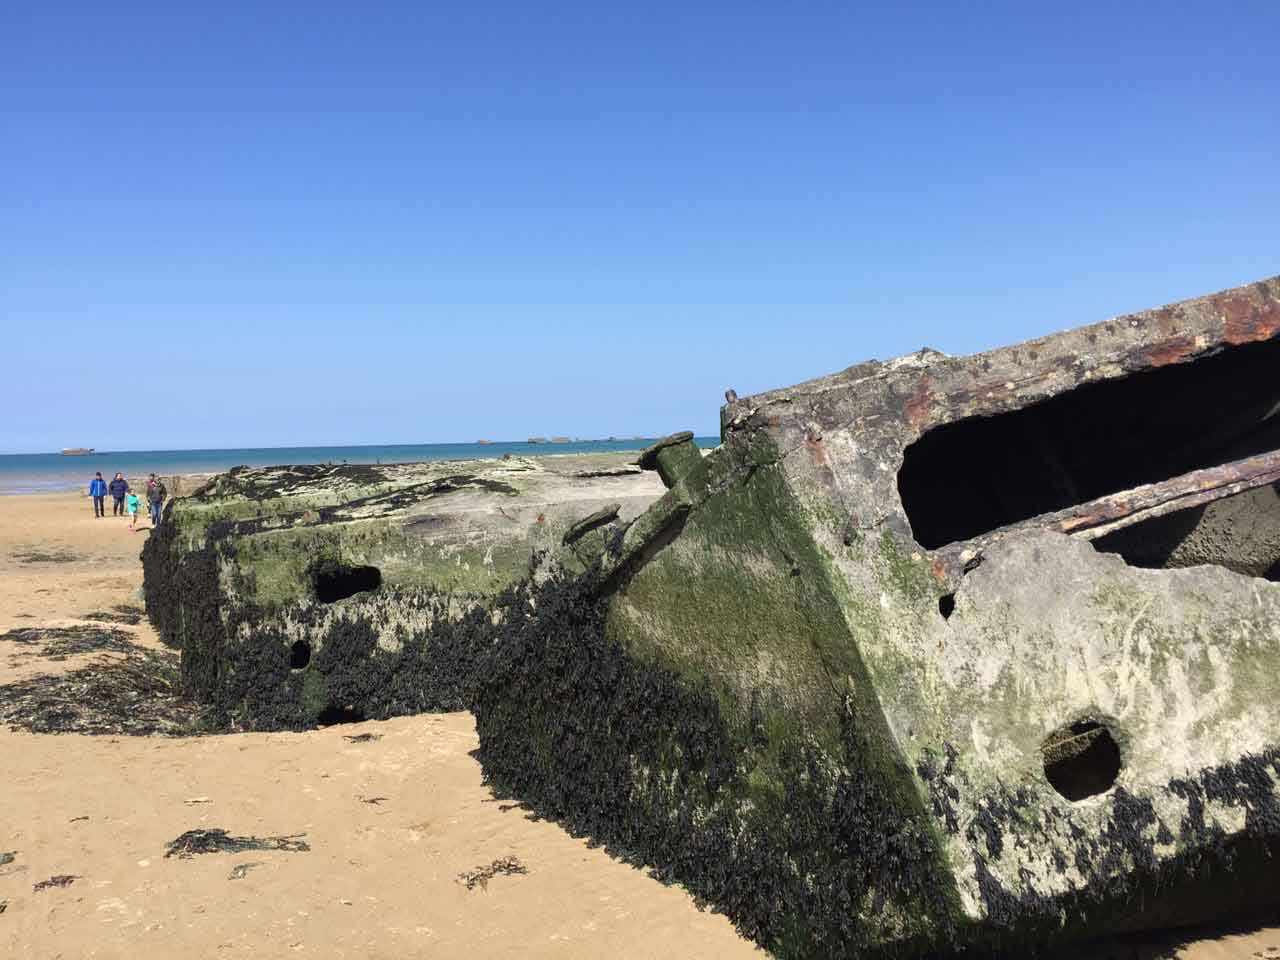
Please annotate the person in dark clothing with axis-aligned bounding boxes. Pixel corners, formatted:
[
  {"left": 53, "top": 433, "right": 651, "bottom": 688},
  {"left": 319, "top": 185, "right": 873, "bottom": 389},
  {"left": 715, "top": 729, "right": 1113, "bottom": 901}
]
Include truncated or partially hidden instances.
[
  {"left": 108, "top": 473, "right": 129, "bottom": 516},
  {"left": 89, "top": 472, "right": 107, "bottom": 517},
  {"left": 147, "top": 474, "right": 167, "bottom": 527}
]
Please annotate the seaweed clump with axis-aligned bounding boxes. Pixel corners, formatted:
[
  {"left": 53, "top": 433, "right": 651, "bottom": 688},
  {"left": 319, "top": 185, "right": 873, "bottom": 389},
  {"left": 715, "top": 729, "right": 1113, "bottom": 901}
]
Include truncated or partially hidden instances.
[
  {"left": 165, "top": 829, "right": 310, "bottom": 858},
  {"left": 84, "top": 605, "right": 145, "bottom": 626},
  {"left": 10, "top": 548, "right": 80, "bottom": 564},
  {"left": 1, "top": 625, "right": 139, "bottom": 661},
  {"left": 33, "top": 875, "right": 79, "bottom": 892},
  {"left": 0, "top": 642, "right": 199, "bottom": 736}
]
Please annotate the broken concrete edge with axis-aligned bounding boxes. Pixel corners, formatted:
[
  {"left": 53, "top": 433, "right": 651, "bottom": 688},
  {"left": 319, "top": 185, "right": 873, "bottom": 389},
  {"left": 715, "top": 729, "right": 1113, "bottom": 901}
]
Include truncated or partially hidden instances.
[
  {"left": 562, "top": 503, "right": 621, "bottom": 546},
  {"left": 722, "top": 276, "right": 1280, "bottom": 435},
  {"left": 634, "top": 432, "right": 708, "bottom": 492},
  {"left": 636, "top": 431, "right": 696, "bottom": 470}
]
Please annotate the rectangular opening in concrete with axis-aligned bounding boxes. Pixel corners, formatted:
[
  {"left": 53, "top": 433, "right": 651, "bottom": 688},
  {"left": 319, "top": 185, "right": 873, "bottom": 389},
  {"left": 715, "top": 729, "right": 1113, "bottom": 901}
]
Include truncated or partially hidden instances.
[{"left": 898, "top": 336, "right": 1280, "bottom": 550}]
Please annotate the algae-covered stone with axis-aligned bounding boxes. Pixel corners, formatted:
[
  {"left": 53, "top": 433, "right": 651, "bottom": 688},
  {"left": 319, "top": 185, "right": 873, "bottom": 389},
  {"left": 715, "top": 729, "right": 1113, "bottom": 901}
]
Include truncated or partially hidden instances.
[
  {"left": 142, "top": 453, "right": 663, "bottom": 729},
  {"left": 472, "top": 276, "right": 1280, "bottom": 956}
]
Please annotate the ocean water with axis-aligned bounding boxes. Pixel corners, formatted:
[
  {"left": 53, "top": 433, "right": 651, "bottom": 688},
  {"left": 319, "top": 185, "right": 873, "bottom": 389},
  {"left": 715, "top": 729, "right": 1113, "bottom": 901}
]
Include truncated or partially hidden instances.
[{"left": 0, "top": 438, "right": 721, "bottom": 495}]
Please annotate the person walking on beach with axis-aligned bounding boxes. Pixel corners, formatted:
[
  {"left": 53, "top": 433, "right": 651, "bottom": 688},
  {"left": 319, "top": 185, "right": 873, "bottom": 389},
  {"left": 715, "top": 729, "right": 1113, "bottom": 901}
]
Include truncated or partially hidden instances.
[
  {"left": 88, "top": 472, "right": 107, "bottom": 518},
  {"left": 108, "top": 472, "right": 129, "bottom": 516},
  {"left": 146, "top": 473, "right": 167, "bottom": 527},
  {"left": 125, "top": 490, "right": 142, "bottom": 531}
]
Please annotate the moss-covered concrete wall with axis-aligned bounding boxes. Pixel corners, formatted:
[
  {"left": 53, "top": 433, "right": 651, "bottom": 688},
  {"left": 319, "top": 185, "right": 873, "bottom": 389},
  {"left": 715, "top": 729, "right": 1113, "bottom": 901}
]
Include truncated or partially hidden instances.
[
  {"left": 601, "top": 447, "right": 962, "bottom": 950},
  {"left": 143, "top": 454, "right": 665, "bottom": 729}
]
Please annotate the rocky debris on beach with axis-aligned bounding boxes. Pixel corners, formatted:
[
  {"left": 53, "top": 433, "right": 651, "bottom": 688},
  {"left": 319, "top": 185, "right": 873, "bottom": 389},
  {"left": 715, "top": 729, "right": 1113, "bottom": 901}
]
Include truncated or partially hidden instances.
[
  {"left": 141, "top": 452, "right": 665, "bottom": 730},
  {"left": 228, "top": 862, "right": 264, "bottom": 880},
  {"left": 457, "top": 855, "right": 529, "bottom": 891},
  {"left": 467, "top": 276, "right": 1280, "bottom": 956}
]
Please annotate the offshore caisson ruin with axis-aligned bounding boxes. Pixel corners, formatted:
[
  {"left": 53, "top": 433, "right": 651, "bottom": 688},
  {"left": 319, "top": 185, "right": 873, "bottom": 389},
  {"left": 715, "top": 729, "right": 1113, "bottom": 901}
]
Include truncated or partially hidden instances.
[{"left": 145, "top": 276, "right": 1280, "bottom": 957}]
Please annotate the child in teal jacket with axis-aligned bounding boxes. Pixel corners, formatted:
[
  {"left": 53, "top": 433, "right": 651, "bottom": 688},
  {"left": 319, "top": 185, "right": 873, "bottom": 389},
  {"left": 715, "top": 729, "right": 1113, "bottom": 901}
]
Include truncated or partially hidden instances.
[{"left": 126, "top": 492, "right": 142, "bottom": 531}]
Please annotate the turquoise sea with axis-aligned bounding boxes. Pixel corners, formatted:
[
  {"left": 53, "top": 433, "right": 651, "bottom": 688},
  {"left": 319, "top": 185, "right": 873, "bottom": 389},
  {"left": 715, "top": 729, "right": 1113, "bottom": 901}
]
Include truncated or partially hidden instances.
[{"left": 0, "top": 438, "right": 721, "bottom": 495}]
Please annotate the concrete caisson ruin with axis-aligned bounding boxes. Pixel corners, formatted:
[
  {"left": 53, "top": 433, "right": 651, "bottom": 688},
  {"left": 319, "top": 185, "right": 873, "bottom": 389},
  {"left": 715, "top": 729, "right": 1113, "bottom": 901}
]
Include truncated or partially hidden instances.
[
  {"left": 472, "top": 276, "right": 1280, "bottom": 956},
  {"left": 142, "top": 453, "right": 664, "bottom": 728}
]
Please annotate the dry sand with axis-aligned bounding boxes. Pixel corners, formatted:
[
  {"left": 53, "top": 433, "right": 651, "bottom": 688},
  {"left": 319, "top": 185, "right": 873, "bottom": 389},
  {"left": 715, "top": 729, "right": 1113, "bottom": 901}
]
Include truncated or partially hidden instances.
[{"left": 0, "top": 489, "right": 1277, "bottom": 959}]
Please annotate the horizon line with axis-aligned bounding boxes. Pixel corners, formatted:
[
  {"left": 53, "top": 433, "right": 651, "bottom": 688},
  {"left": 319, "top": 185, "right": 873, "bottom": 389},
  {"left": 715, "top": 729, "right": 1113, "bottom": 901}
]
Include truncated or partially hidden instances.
[{"left": 0, "top": 435, "right": 723, "bottom": 458}]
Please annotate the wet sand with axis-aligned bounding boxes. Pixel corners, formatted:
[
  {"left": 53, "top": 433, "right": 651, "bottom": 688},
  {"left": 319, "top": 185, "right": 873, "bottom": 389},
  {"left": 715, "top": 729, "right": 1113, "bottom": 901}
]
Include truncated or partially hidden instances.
[{"left": 0, "top": 489, "right": 1277, "bottom": 958}]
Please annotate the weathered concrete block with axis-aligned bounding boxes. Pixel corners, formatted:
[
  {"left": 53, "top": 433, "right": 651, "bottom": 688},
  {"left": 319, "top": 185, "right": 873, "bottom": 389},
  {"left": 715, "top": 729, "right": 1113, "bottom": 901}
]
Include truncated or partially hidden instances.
[
  {"left": 142, "top": 454, "right": 664, "bottom": 729},
  {"left": 636, "top": 430, "right": 706, "bottom": 489},
  {"left": 472, "top": 276, "right": 1280, "bottom": 956}
]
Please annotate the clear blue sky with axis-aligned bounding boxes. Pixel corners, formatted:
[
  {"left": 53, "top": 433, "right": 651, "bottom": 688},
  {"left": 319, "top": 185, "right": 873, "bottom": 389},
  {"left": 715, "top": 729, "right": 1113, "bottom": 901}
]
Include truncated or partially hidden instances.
[{"left": 4, "top": 2, "right": 1277, "bottom": 453}]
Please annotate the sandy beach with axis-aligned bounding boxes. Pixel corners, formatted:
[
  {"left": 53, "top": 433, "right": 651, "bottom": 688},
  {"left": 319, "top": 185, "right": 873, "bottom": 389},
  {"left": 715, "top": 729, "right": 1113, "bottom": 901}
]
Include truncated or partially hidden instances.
[{"left": 1, "top": 488, "right": 1277, "bottom": 959}]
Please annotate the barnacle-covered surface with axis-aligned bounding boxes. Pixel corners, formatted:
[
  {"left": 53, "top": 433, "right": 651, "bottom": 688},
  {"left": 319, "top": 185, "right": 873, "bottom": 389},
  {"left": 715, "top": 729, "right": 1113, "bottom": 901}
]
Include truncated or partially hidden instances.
[
  {"left": 472, "top": 276, "right": 1280, "bottom": 956},
  {"left": 141, "top": 453, "right": 665, "bottom": 729}
]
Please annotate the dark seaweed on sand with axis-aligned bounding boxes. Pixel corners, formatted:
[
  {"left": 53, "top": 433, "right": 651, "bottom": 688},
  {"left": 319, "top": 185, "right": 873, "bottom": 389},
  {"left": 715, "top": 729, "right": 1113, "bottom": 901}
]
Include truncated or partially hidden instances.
[
  {"left": 84, "top": 608, "right": 144, "bottom": 626},
  {"left": 10, "top": 549, "right": 80, "bottom": 564},
  {"left": 0, "top": 644, "right": 200, "bottom": 736},
  {"left": 165, "top": 829, "right": 310, "bottom": 859},
  {"left": 1, "top": 625, "right": 139, "bottom": 661},
  {"left": 33, "top": 875, "right": 79, "bottom": 892}
]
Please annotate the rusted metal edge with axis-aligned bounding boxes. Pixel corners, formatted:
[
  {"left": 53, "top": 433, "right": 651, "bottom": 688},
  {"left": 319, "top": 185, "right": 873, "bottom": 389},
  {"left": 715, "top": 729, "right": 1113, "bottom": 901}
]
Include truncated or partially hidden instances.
[{"left": 934, "top": 448, "right": 1280, "bottom": 572}]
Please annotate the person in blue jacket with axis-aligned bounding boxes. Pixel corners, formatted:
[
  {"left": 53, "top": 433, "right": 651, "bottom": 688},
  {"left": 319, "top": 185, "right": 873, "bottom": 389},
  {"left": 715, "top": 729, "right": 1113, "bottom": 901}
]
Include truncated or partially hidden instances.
[
  {"left": 108, "top": 472, "right": 129, "bottom": 516},
  {"left": 88, "top": 472, "right": 107, "bottom": 518}
]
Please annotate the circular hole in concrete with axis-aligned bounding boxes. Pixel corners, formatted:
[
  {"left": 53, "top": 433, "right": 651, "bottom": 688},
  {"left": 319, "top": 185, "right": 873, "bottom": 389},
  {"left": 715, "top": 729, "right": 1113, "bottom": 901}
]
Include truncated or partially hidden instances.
[
  {"left": 938, "top": 593, "right": 956, "bottom": 620},
  {"left": 289, "top": 640, "right": 311, "bottom": 670},
  {"left": 1042, "top": 719, "right": 1121, "bottom": 801}
]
